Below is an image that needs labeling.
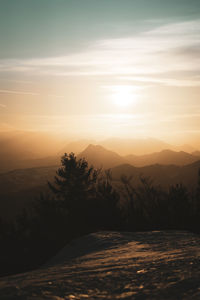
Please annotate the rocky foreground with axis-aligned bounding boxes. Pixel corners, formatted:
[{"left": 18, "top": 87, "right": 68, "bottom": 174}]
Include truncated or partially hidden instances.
[{"left": 0, "top": 231, "right": 200, "bottom": 299}]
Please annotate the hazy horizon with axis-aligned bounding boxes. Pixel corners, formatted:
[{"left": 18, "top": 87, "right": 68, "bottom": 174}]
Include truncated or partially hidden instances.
[{"left": 0, "top": 129, "right": 200, "bottom": 150}]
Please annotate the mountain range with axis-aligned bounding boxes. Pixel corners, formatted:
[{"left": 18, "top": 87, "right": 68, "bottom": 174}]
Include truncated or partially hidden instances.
[
  {"left": 0, "top": 131, "right": 199, "bottom": 173},
  {"left": 0, "top": 141, "right": 199, "bottom": 174},
  {"left": 78, "top": 144, "right": 200, "bottom": 169},
  {"left": 61, "top": 137, "right": 196, "bottom": 156},
  {"left": 125, "top": 149, "right": 199, "bottom": 167}
]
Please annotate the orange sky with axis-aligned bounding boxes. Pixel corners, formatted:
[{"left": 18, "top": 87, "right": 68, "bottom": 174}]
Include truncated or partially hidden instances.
[{"left": 0, "top": 1, "right": 200, "bottom": 148}]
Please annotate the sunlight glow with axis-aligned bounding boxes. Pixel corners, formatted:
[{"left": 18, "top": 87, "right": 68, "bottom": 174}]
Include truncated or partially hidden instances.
[{"left": 109, "top": 85, "right": 139, "bottom": 107}]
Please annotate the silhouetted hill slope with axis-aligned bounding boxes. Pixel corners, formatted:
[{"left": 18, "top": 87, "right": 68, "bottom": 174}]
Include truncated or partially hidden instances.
[
  {"left": 78, "top": 144, "right": 125, "bottom": 168},
  {"left": 1, "top": 231, "right": 200, "bottom": 299},
  {"left": 0, "top": 166, "right": 57, "bottom": 219},
  {"left": 0, "top": 166, "right": 57, "bottom": 194},
  {"left": 0, "top": 131, "right": 65, "bottom": 173},
  {"left": 125, "top": 149, "right": 200, "bottom": 167},
  {"left": 0, "top": 155, "right": 60, "bottom": 174},
  {"left": 111, "top": 160, "right": 200, "bottom": 188},
  {"left": 179, "top": 160, "right": 200, "bottom": 186},
  {"left": 192, "top": 151, "right": 200, "bottom": 157}
]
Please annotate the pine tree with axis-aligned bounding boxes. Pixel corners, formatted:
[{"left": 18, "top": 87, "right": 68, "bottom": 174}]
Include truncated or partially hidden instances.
[{"left": 48, "top": 153, "right": 100, "bottom": 231}]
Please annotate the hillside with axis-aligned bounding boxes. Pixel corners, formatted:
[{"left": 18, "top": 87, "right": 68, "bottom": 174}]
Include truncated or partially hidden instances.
[
  {"left": 111, "top": 160, "right": 200, "bottom": 188},
  {"left": 193, "top": 151, "right": 200, "bottom": 157},
  {"left": 0, "top": 131, "right": 65, "bottom": 173},
  {"left": 0, "top": 166, "right": 57, "bottom": 219},
  {"left": 125, "top": 149, "right": 200, "bottom": 167},
  {"left": 0, "top": 231, "right": 200, "bottom": 299}
]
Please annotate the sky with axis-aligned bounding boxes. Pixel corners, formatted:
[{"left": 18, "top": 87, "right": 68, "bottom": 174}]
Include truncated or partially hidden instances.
[{"left": 0, "top": 0, "right": 200, "bottom": 146}]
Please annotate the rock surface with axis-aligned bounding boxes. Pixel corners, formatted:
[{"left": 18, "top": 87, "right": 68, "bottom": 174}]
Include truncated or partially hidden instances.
[{"left": 0, "top": 231, "right": 200, "bottom": 299}]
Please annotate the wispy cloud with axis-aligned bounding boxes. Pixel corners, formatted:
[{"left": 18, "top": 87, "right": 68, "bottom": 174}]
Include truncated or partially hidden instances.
[
  {"left": 0, "top": 103, "right": 6, "bottom": 108},
  {"left": 120, "top": 76, "right": 200, "bottom": 87},
  {"left": 0, "top": 20, "right": 199, "bottom": 87},
  {"left": 0, "top": 89, "right": 39, "bottom": 96},
  {"left": 0, "top": 89, "right": 64, "bottom": 98}
]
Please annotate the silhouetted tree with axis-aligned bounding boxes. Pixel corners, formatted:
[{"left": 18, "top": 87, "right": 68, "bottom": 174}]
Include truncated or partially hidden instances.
[
  {"left": 48, "top": 153, "right": 100, "bottom": 233},
  {"left": 49, "top": 154, "right": 98, "bottom": 202}
]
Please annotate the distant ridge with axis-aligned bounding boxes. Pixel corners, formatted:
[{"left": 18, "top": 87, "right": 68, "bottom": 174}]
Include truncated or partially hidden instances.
[
  {"left": 192, "top": 151, "right": 200, "bottom": 157},
  {"left": 78, "top": 144, "right": 200, "bottom": 168},
  {"left": 111, "top": 160, "right": 200, "bottom": 188},
  {"left": 125, "top": 149, "right": 200, "bottom": 167}
]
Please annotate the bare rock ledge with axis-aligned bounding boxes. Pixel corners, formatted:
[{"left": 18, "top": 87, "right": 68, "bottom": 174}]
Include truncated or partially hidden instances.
[{"left": 0, "top": 231, "right": 200, "bottom": 299}]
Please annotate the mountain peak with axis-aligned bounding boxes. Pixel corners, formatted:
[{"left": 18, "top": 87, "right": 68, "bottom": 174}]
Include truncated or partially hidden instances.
[
  {"left": 78, "top": 144, "right": 125, "bottom": 169},
  {"left": 85, "top": 144, "right": 106, "bottom": 152}
]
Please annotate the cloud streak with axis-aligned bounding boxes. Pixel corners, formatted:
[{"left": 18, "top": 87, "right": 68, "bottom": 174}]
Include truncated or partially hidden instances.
[
  {"left": 0, "top": 20, "right": 199, "bottom": 87},
  {"left": 0, "top": 89, "right": 64, "bottom": 98},
  {"left": 0, "top": 103, "right": 6, "bottom": 108},
  {"left": 0, "top": 89, "right": 39, "bottom": 96}
]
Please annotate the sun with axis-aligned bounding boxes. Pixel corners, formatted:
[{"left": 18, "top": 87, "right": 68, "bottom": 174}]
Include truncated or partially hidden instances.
[{"left": 110, "top": 85, "right": 138, "bottom": 107}]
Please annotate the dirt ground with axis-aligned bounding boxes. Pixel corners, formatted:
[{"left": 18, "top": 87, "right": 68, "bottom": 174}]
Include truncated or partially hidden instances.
[{"left": 0, "top": 230, "right": 200, "bottom": 299}]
